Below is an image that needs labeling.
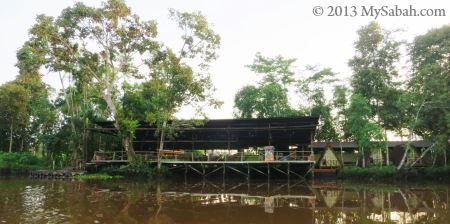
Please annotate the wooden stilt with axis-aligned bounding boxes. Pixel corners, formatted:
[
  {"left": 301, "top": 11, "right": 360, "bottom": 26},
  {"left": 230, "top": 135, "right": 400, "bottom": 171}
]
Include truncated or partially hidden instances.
[
  {"left": 223, "top": 163, "right": 226, "bottom": 179},
  {"left": 250, "top": 166, "right": 267, "bottom": 176},
  {"left": 188, "top": 165, "right": 203, "bottom": 176},
  {"left": 228, "top": 165, "right": 248, "bottom": 177},
  {"left": 287, "top": 162, "right": 291, "bottom": 179},
  {"left": 205, "top": 166, "right": 223, "bottom": 176},
  {"left": 201, "top": 163, "right": 205, "bottom": 177},
  {"left": 247, "top": 163, "right": 250, "bottom": 180},
  {"left": 273, "top": 165, "right": 287, "bottom": 175}
]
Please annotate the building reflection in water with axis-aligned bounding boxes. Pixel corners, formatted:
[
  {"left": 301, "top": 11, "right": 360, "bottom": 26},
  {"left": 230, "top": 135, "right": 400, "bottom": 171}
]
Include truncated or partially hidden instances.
[{"left": 0, "top": 178, "right": 449, "bottom": 224}]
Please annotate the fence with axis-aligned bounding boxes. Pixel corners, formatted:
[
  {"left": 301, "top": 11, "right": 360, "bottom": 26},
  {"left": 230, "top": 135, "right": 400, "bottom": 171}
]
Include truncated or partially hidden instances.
[{"left": 92, "top": 150, "right": 312, "bottom": 163}]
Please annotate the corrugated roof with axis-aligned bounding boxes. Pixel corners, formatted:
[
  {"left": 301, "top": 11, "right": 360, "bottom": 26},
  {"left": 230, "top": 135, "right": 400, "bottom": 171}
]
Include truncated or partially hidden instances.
[{"left": 312, "top": 140, "right": 432, "bottom": 149}]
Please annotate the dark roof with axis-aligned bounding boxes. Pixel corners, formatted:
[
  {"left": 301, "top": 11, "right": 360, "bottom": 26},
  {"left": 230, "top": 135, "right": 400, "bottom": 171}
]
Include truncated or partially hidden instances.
[
  {"left": 92, "top": 116, "right": 319, "bottom": 150},
  {"left": 312, "top": 140, "right": 432, "bottom": 149}
]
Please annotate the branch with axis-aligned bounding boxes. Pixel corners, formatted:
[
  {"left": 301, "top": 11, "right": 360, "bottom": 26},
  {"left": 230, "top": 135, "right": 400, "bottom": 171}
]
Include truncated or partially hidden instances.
[{"left": 409, "top": 143, "right": 434, "bottom": 167}]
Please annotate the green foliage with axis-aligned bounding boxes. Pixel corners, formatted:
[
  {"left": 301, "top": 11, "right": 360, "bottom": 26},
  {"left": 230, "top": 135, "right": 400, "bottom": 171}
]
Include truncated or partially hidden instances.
[
  {"left": 18, "top": 0, "right": 221, "bottom": 163},
  {"left": 74, "top": 173, "right": 123, "bottom": 180},
  {"left": 0, "top": 82, "right": 29, "bottom": 152},
  {"left": 409, "top": 24, "right": 450, "bottom": 151},
  {"left": 246, "top": 52, "right": 296, "bottom": 87},
  {"left": 312, "top": 102, "right": 339, "bottom": 142},
  {"left": 345, "top": 94, "right": 386, "bottom": 166},
  {"left": 234, "top": 53, "right": 300, "bottom": 118},
  {"left": 349, "top": 21, "right": 402, "bottom": 131},
  {"left": 100, "top": 163, "right": 160, "bottom": 178},
  {"left": 244, "top": 155, "right": 260, "bottom": 161},
  {"left": 337, "top": 166, "right": 397, "bottom": 180},
  {"left": 421, "top": 167, "right": 450, "bottom": 180},
  {"left": 0, "top": 152, "right": 45, "bottom": 174},
  {"left": 332, "top": 85, "right": 350, "bottom": 140},
  {"left": 234, "top": 83, "right": 297, "bottom": 118}
]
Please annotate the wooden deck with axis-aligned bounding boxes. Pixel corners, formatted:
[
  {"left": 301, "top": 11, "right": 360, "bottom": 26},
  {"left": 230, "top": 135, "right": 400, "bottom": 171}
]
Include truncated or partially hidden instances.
[{"left": 91, "top": 150, "right": 316, "bottom": 179}]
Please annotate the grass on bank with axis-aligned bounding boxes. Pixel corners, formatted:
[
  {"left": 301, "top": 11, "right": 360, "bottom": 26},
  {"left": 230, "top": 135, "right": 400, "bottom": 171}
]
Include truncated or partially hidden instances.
[
  {"left": 337, "top": 165, "right": 450, "bottom": 181},
  {"left": 74, "top": 173, "right": 123, "bottom": 180},
  {"left": 0, "top": 152, "right": 45, "bottom": 174}
]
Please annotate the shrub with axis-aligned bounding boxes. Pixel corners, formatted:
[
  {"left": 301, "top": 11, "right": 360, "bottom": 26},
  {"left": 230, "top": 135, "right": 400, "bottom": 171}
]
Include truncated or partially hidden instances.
[
  {"left": 74, "top": 173, "right": 123, "bottom": 180},
  {"left": 337, "top": 166, "right": 396, "bottom": 180},
  {"left": 99, "top": 163, "right": 160, "bottom": 178},
  {"left": 0, "top": 152, "right": 45, "bottom": 174}
]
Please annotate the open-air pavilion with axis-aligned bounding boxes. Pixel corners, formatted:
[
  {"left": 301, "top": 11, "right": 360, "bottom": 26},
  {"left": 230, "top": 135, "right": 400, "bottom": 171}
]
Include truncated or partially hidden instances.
[{"left": 89, "top": 116, "right": 319, "bottom": 179}]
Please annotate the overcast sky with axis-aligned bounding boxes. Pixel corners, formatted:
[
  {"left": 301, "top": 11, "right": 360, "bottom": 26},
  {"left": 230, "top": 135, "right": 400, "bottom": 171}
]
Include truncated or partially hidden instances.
[{"left": 0, "top": 0, "right": 449, "bottom": 119}]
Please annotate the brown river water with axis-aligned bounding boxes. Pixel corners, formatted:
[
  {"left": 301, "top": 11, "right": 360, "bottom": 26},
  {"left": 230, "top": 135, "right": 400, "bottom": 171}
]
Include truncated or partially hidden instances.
[{"left": 1, "top": 177, "right": 449, "bottom": 224}]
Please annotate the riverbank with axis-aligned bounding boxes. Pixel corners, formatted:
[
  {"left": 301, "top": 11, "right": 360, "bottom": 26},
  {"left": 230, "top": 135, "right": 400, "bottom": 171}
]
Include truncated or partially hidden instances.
[
  {"left": 0, "top": 152, "right": 45, "bottom": 175},
  {"left": 336, "top": 165, "right": 450, "bottom": 182}
]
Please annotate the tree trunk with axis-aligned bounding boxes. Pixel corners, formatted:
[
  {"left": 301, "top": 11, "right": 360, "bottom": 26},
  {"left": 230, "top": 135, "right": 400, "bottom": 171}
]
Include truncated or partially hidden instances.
[
  {"left": 399, "top": 100, "right": 426, "bottom": 170},
  {"left": 362, "top": 147, "right": 366, "bottom": 168},
  {"left": 9, "top": 122, "right": 13, "bottom": 153},
  {"left": 158, "top": 120, "right": 167, "bottom": 171},
  {"left": 122, "top": 136, "right": 134, "bottom": 162},
  {"left": 445, "top": 148, "right": 447, "bottom": 167},
  {"left": 397, "top": 145, "right": 409, "bottom": 170},
  {"left": 385, "top": 130, "right": 389, "bottom": 166},
  {"left": 409, "top": 144, "right": 434, "bottom": 168},
  {"left": 379, "top": 147, "right": 383, "bottom": 167}
]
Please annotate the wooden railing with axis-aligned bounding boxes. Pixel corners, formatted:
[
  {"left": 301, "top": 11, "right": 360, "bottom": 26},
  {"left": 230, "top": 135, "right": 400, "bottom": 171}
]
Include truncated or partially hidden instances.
[{"left": 92, "top": 150, "right": 313, "bottom": 162}]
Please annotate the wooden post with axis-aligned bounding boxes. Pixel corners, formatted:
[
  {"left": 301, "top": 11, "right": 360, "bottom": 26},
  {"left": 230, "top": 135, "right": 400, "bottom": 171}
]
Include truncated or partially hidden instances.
[
  {"left": 201, "top": 163, "right": 205, "bottom": 178},
  {"left": 386, "top": 145, "right": 390, "bottom": 166},
  {"left": 247, "top": 164, "right": 250, "bottom": 180},
  {"left": 287, "top": 162, "right": 290, "bottom": 179},
  {"left": 227, "top": 125, "right": 230, "bottom": 150},
  {"left": 9, "top": 122, "right": 13, "bottom": 153},
  {"left": 223, "top": 163, "right": 226, "bottom": 180},
  {"left": 268, "top": 124, "right": 272, "bottom": 145}
]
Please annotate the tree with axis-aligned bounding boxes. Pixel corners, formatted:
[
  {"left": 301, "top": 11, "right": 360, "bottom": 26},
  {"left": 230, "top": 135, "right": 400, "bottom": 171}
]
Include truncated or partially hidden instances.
[
  {"left": 145, "top": 9, "right": 221, "bottom": 170},
  {"left": 234, "top": 83, "right": 295, "bottom": 118},
  {"left": 246, "top": 52, "right": 296, "bottom": 89},
  {"left": 349, "top": 21, "right": 401, "bottom": 129},
  {"left": 345, "top": 94, "right": 385, "bottom": 167},
  {"left": 332, "top": 85, "right": 350, "bottom": 140},
  {"left": 0, "top": 82, "right": 29, "bottom": 152},
  {"left": 234, "top": 53, "right": 299, "bottom": 118},
  {"left": 24, "top": 0, "right": 163, "bottom": 161},
  {"left": 298, "top": 66, "right": 339, "bottom": 142},
  {"left": 312, "top": 102, "right": 339, "bottom": 142},
  {"left": 21, "top": 1, "right": 221, "bottom": 164},
  {"left": 15, "top": 73, "right": 57, "bottom": 152},
  {"left": 407, "top": 24, "right": 450, "bottom": 166}
]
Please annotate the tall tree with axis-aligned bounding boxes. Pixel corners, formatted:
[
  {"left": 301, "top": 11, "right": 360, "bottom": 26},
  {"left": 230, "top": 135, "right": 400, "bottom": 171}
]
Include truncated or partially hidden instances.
[
  {"left": 25, "top": 0, "right": 161, "bottom": 161},
  {"left": 22, "top": 1, "right": 221, "bottom": 164},
  {"left": 246, "top": 52, "right": 296, "bottom": 89},
  {"left": 345, "top": 94, "right": 385, "bottom": 167},
  {"left": 146, "top": 9, "right": 221, "bottom": 169},
  {"left": 298, "top": 66, "right": 339, "bottom": 142},
  {"left": 0, "top": 82, "right": 29, "bottom": 152},
  {"left": 234, "top": 83, "right": 295, "bottom": 118},
  {"left": 234, "top": 53, "right": 299, "bottom": 118},
  {"left": 349, "top": 22, "right": 401, "bottom": 129},
  {"left": 332, "top": 85, "right": 350, "bottom": 140},
  {"left": 408, "top": 24, "right": 450, "bottom": 165}
]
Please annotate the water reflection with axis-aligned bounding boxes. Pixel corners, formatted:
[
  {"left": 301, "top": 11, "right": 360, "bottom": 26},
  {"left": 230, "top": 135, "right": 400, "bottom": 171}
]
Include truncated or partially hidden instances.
[{"left": 0, "top": 177, "right": 449, "bottom": 224}]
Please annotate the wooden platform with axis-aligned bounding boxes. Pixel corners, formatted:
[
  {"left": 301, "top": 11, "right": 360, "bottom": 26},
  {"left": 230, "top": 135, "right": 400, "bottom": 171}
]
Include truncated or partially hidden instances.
[{"left": 90, "top": 150, "right": 316, "bottom": 179}]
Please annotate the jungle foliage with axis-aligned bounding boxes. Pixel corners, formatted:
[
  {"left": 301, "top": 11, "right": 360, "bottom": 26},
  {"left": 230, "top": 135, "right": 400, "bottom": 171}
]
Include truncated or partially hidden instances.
[{"left": 0, "top": 1, "right": 448, "bottom": 171}]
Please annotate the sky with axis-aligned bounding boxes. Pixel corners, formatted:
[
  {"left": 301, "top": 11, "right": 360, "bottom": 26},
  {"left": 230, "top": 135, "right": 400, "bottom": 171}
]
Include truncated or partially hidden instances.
[{"left": 0, "top": 0, "right": 449, "bottom": 119}]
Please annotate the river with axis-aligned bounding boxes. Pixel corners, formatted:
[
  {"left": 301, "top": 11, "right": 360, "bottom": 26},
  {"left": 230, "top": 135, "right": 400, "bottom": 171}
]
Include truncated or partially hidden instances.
[{"left": 0, "top": 177, "right": 449, "bottom": 223}]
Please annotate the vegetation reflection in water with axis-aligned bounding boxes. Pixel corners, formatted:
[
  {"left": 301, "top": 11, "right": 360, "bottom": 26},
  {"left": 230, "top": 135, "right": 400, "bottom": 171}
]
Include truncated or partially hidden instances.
[{"left": 0, "top": 177, "right": 449, "bottom": 224}]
